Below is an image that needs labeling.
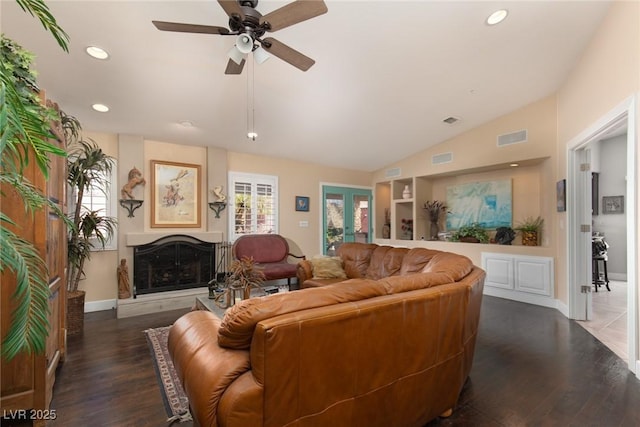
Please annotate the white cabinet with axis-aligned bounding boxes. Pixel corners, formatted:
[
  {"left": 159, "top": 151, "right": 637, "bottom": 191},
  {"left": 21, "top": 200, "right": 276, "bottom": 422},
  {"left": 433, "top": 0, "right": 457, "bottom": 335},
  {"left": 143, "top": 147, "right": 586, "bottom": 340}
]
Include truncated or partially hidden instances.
[{"left": 482, "top": 253, "right": 554, "bottom": 307}]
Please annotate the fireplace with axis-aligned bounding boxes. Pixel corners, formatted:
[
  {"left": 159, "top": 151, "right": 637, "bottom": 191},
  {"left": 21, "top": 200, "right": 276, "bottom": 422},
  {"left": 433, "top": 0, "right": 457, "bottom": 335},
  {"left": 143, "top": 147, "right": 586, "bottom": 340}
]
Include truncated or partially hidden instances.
[{"left": 133, "top": 235, "right": 216, "bottom": 297}]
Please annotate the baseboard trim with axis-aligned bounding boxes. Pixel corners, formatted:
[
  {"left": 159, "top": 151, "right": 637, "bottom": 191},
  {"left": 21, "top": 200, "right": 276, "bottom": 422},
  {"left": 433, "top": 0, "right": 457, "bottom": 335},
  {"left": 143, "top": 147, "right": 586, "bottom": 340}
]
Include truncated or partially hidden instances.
[
  {"left": 483, "top": 287, "right": 559, "bottom": 310},
  {"left": 85, "top": 299, "right": 117, "bottom": 313}
]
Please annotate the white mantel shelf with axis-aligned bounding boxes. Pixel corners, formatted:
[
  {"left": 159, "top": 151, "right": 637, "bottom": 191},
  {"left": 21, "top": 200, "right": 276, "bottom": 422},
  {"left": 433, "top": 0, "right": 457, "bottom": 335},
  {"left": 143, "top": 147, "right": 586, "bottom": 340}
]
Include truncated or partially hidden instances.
[{"left": 125, "top": 231, "right": 223, "bottom": 246}]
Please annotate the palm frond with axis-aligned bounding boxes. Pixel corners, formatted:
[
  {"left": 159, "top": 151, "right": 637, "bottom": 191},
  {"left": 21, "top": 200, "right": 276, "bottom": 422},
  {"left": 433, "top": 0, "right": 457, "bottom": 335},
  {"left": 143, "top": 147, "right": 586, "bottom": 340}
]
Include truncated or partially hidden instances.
[
  {"left": 14, "top": 0, "right": 69, "bottom": 52},
  {"left": 0, "top": 213, "right": 50, "bottom": 360}
]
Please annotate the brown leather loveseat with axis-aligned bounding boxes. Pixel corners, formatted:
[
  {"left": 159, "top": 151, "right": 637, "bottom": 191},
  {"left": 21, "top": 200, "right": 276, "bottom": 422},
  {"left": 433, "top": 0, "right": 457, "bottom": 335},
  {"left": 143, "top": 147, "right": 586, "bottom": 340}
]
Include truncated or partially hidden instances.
[{"left": 168, "top": 242, "right": 485, "bottom": 427}]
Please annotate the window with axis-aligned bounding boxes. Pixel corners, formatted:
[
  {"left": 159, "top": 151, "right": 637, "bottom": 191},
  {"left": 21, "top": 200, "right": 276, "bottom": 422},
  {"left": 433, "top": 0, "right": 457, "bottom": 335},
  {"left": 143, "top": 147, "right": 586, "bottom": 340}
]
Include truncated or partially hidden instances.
[
  {"left": 71, "top": 162, "right": 118, "bottom": 250},
  {"left": 228, "top": 172, "right": 278, "bottom": 241}
]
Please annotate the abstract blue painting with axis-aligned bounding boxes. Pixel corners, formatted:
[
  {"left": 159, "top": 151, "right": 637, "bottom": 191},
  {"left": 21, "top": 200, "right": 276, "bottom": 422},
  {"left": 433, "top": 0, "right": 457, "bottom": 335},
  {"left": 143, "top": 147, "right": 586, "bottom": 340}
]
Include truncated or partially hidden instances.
[{"left": 446, "top": 180, "right": 512, "bottom": 230}]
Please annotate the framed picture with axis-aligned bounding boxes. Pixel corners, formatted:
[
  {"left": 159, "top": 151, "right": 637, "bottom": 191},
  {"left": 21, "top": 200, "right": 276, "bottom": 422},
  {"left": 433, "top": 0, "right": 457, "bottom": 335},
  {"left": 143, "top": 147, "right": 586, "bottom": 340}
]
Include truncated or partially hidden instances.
[
  {"left": 295, "top": 196, "right": 309, "bottom": 212},
  {"left": 602, "top": 195, "right": 624, "bottom": 214},
  {"left": 556, "top": 179, "right": 566, "bottom": 212},
  {"left": 150, "top": 160, "right": 201, "bottom": 228}
]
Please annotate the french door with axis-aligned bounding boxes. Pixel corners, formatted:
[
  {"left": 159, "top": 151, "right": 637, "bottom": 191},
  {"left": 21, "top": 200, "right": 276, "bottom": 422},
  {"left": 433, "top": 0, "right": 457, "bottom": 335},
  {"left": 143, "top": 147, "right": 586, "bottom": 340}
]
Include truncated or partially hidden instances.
[{"left": 322, "top": 185, "right": 372, "bottom": 255}]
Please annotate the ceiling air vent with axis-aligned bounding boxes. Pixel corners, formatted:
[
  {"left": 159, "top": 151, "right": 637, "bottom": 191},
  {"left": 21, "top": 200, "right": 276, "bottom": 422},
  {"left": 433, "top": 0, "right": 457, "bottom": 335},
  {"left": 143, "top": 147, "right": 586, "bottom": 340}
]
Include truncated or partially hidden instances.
[
  {"left": 385, "top": 167, "right": 401, "bottom": 178},
  {"left": 497, "top": 129, "right": 528, "bottom": 147},
  {"left": 432, "top": 152, "right": 453, "bottom": 165},
  {"left": 442, "top": 116, "right": 460, "bottom": 125}
]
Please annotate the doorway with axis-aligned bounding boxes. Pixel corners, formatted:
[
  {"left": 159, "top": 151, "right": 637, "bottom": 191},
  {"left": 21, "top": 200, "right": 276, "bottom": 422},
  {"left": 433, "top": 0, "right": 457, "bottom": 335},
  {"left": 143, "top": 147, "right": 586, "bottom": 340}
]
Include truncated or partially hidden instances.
[
  {"left": 567, "top": 96, "right": 637, "bottom": 373},
  {"left": 322, "top": 185, "right": 372, "bottom": 255}
]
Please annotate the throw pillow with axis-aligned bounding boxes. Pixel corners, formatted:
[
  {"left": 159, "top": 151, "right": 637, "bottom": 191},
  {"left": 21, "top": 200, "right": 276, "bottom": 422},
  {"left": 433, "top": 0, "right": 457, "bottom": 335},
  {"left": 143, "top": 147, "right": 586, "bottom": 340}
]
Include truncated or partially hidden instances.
[{"left": 311, "top": 256, "right": 347, "bottom": 279}]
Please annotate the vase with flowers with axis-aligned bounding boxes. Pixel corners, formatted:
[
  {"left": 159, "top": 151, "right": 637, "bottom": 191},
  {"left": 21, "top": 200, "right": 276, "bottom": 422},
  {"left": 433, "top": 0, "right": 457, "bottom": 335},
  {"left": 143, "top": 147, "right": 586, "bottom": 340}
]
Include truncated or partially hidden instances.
[{"left": 423, "top": 200, "right": 448, "bottom": 240}]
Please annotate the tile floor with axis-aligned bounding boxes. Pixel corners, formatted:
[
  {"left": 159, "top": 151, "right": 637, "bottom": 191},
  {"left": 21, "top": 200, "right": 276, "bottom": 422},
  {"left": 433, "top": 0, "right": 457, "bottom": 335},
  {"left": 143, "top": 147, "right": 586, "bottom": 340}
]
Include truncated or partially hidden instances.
[{"left": 576, "top": 279, "right": 628, "bottom": 362}]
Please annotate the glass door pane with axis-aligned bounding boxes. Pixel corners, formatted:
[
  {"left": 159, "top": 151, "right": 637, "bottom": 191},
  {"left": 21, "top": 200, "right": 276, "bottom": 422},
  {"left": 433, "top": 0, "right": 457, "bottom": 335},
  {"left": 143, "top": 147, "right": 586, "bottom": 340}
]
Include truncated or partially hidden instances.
[
  {"left": 323, "top": 186, "right": 372, "bottom": 255},
  {"left": 325, "top": 192, "right": 344, "bottom": 255},
  {"left": 352, "top": 194, "right": 369, "bottom": 243}
]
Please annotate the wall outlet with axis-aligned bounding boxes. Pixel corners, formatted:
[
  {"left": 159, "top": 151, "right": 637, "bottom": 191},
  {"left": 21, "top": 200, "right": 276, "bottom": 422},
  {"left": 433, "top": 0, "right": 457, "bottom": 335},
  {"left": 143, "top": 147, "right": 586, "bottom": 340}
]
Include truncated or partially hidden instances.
[{"left": 299, "top": 221, "right": 309, "bottom": 228}]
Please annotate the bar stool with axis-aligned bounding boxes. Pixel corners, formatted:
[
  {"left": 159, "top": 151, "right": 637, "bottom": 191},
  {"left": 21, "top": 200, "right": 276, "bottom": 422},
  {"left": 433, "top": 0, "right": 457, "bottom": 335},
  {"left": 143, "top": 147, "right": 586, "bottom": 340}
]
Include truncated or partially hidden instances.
[{"left": 592, "top": 255, "right": 610, "bottom": 292}]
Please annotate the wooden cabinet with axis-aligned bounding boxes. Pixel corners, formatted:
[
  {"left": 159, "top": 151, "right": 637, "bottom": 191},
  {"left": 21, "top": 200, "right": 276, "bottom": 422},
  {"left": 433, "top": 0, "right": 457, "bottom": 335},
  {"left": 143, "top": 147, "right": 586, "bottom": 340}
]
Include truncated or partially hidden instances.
[{"left": 1, "top": 96, "right": 67, "bottom": 424}]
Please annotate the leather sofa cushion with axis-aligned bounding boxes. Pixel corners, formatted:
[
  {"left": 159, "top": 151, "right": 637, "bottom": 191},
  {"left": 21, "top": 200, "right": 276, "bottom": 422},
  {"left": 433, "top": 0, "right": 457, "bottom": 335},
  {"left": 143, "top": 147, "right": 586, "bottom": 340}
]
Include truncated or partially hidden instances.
[
  {"left": 399, "top": 247, "right": 441, "bottom": 275},
  {"left": 365, "top": 246, "right": 408, "bottom": 280},
  {"left": 423, "top": 252, "right": 473, "bottom": 282},
  {"left": 337, "top": 243, "right": 378, "bottom": 278},
  {"left": 218, "top": 279, "right": 386, "bottom": 349}
]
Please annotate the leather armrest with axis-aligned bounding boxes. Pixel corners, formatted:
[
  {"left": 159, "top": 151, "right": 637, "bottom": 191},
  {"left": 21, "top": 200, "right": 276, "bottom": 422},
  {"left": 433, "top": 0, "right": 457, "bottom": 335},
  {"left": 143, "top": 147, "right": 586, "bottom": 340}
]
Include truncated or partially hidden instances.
[
  {"left": 296, "top": 259, "right": 313, "bottom": 286},
  {"left": 168, "top": 311, "right": 251, "bottom": 427}
]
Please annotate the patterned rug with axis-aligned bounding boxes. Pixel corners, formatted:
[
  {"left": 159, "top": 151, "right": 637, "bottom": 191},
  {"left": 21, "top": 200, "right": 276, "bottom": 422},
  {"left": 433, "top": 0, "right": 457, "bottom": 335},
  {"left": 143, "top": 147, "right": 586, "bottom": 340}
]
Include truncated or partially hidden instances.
[{"left": 145, "top": 326, "right": 192, "bottom": 424}]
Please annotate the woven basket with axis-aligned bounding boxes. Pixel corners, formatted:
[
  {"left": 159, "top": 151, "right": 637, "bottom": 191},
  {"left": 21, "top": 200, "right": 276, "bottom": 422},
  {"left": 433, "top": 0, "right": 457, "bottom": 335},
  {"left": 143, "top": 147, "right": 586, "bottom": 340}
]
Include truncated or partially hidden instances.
[{"left": 67, "top": 290, "right": 86, "bottom": 336}]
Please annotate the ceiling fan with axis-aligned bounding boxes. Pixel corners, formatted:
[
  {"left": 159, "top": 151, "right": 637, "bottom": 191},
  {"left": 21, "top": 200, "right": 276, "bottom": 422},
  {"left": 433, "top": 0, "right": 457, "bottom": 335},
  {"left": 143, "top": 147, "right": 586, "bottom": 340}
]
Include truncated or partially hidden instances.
[{"left": 152, "top": 0, "right": 327, "bottom": 75}]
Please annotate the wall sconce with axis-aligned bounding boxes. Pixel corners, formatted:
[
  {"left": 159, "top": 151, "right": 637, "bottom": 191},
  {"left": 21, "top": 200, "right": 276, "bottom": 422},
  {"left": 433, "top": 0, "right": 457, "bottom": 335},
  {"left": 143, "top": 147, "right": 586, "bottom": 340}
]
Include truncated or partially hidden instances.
[
  {"left": 120, "top": 199, "right": 144, "bottom": 218},
  {"left": 208, "top": 201, "right": 227, "bottom": 218}
]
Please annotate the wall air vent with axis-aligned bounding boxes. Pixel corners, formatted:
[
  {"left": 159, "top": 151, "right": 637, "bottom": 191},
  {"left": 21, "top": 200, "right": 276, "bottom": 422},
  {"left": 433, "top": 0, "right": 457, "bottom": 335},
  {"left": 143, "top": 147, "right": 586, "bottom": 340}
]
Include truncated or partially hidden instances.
[
  {"left": 385, "top": 167, "right": 401, "bottom": 178},
  {"left": 432, "top": 152, "right": 453, "bottom": 165},
  {"left": 442, "top": 116, "right": 460, "bottom": 125},
  {"left": 497, "top": 129, "right": 528, "bottom": 147}
]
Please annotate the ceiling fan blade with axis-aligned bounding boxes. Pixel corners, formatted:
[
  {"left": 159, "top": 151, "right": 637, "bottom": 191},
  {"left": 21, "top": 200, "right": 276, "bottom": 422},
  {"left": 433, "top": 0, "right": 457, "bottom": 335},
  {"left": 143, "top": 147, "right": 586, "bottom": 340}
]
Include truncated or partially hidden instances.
[
  {"left": 218, "top": 0, "right": 245, "bottom": 20},
  {"left": 260, "top": 0, "right": 328, "bottom": 32},
  {"left": 152, "top": 21, "right": 230, "bottom": 35},
  {"left": 262, "top": 37, "right": 315, "bottom": 71},
  {"left": 225, "top": 58, "right": 246, "bottom": 75}
]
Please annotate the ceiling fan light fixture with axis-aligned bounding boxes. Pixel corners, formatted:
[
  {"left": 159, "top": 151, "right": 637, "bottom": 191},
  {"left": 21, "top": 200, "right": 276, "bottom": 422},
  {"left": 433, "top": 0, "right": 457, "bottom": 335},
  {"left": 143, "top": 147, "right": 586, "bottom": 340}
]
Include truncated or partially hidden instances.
[
  {"left": 247, "top": 132, "right": 258, "bottom": 141},
  {"left": 236, "top": 33, "right": 254, "bottom": 54},
  {"left": 253, "top": 46, "right": 271, "bottom": 64},
  {"left": 228, "top": 45, "right": 246, "bottom": 65}
]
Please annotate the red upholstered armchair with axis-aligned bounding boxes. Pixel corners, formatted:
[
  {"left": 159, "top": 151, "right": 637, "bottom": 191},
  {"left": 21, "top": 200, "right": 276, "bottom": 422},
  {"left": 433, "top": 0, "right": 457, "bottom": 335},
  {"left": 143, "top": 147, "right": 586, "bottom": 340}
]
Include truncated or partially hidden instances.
[{"left": 231, "top": 234, "right": 305, "bottom": 288}]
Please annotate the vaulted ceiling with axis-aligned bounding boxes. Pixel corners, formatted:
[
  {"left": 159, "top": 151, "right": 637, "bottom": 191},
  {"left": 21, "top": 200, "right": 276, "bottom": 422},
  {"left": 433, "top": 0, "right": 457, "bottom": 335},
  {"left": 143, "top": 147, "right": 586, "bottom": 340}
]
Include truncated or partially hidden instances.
[{"left": 2, "top": 1, "right": 611, "bottom": 171}]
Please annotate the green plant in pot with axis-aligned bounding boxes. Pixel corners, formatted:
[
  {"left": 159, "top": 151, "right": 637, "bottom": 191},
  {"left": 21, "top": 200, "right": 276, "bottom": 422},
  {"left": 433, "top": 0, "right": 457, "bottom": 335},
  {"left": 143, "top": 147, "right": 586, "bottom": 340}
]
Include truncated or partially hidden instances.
[
  {"left": 65, "top": 113, "right": 117, "bottom": 335},
  {"left": 1, "top": 3, "right": 69, "bottom": 359},
  {"left": 449, "top": 222, "right": 489, "bottom": 243},
  {"left": 515, "top": 216, "right": 544, "bottom": 246}
]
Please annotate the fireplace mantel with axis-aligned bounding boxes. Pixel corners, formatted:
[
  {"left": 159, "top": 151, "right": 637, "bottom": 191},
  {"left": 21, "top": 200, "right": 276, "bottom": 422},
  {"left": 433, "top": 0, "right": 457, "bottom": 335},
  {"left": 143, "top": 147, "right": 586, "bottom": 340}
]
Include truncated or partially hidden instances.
[{"left": 126, "top": 231, "right": 223, "bottom": 247}]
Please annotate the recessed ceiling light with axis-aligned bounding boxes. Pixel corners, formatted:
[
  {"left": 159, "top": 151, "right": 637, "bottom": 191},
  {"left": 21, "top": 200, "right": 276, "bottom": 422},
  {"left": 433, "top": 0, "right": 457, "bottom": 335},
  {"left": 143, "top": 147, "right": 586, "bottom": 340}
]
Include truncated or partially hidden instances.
[
  {"left": 510, "top": 163, "right": 519, "bottom": 167},
  {"left": 179, "top": 120, "right": 194, "bottom": 127},
  {"left": 92, "top": 103, "right": 110, "bottom": 113},
  {"left": 247, "top": 132, "right": 258, "bottom": 141},
  {"left": 486, "top": 9, "right": 508, "bottom": 26},
  {"left": 86, "top": 46, "right": 109, "bottom": 60}
]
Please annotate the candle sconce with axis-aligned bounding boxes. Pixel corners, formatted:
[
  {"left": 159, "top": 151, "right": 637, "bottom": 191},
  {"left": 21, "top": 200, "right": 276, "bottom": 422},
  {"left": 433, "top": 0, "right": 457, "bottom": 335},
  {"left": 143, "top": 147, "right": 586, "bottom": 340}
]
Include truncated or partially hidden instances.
[
  {"left": 208, "top": 201, "right": 227, "bottom": 218},
  {"left": 119, "top": 199, "right": 144, "bottom": 218}
]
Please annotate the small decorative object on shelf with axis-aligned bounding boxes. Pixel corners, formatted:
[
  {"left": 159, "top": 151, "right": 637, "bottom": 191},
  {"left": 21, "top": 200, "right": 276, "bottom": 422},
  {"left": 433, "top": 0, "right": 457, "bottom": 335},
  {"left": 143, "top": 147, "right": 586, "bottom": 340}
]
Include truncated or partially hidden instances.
[
  {"left": 121, "top": 166, "right": 146, "bottom": 199},
  {"left": 515, "top": 216, "right": 543, "bottom": 246},
  {"left": 119, "top": 199, "right": 144, "bottom": 218},
  {"left": 402, "top": 184, "right": 411, "bottom": 199},
  {"left": 119, "top": 166, "right": 146, "bottom": 218},
  {"left": 401, "top": 218, "right": 413, "bottom": 240},
  {"left": 209, "top": 186, "right": 228, "bottom": 218},
  {"left": 494, "top": 227, "right": 516, "bottom": 245},
  {"left": 423, "top": 200, "right": 448, "bottom": 240}
]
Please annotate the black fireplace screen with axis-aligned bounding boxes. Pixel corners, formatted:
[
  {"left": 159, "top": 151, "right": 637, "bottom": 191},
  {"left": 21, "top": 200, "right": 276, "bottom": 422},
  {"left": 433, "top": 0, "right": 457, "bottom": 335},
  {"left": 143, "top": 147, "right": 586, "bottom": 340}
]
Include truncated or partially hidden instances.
[{"left": 133, "top": 235, "right": 216, "bottom": 297}]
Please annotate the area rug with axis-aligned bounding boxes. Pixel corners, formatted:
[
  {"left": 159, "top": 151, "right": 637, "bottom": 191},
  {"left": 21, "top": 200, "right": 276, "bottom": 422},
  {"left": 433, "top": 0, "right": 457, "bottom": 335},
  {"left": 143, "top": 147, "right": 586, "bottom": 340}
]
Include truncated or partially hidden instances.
[{"left": 145, "top": 326, "right": 192, "bottom": 424}]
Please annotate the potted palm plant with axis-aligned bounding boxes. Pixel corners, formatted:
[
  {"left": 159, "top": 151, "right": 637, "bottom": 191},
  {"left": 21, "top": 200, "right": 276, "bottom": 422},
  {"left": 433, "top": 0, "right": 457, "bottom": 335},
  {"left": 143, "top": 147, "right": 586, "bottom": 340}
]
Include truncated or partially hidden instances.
[
  {"left": 64, "top": 113, "right": 117, "bottom": 334},
  {"left": 1, "top": 6, "right": 69, "bottom": 359}
]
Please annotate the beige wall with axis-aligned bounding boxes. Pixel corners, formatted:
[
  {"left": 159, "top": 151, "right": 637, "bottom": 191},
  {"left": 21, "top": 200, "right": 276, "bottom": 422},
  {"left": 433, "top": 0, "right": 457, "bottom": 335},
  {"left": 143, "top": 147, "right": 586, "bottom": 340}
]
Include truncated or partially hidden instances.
[
  {"left": 228, "top": 152, "right": 373, "bottom": 257},
  {"left": 556, "top": 0, "right": 639, "bottom": 305},
  {"left": 78, "top": 131, "right": 120, "bottom": 303}
]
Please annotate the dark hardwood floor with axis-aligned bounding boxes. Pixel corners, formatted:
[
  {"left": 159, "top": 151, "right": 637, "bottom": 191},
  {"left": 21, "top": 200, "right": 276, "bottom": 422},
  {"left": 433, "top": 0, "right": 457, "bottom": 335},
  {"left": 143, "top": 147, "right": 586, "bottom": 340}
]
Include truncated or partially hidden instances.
[{"left": 22, "top": 296, "right": 640, "bottom": 426}]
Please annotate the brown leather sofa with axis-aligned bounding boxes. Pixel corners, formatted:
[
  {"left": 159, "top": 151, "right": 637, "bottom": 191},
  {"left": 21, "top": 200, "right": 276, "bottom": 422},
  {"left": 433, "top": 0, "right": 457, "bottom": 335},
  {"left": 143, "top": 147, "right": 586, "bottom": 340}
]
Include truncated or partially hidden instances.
[{"left": 168, "top": 242, "right": 485, "bottom": 427}]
